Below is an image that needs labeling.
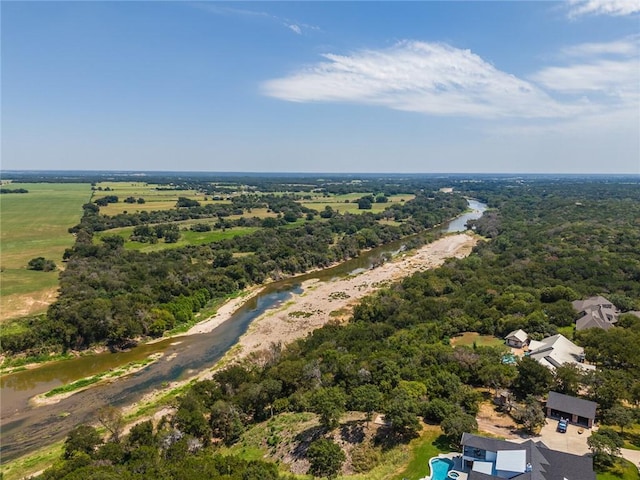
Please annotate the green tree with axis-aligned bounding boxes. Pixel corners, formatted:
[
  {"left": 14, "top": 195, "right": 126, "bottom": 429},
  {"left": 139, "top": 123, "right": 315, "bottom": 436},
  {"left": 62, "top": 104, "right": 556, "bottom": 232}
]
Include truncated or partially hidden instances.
[
  {"left": 64, "top": 425, "right": 102, "bottom": 459},
  {"left": 209, "top": 400, "right": 245, "bottom": 446},
  {"left": 307, "top": 438, "right": 346, "bottom": 479},
  {"left": 357, "top": 196, "right": 373, "bottom": 210},
  {"left": 349, "top": 384, "right": 383, "bottom": 422},
  {"left": 310, "top": 387, "right": 346, "bottom": 431},
  {"left": 478, "top": 362, "right": 516, "bottom": 396},
  {"left": 553, "top": 364, "right": 583, "bottom": 396},
  {"left": 385, "top": 391, "right": 421, "bottom": 439},
  {"left": 602, "top": 404, "right": 634, "bottom": 434},
  {"left": 128, "top": 420, "right": 155, "bottom": 448},
  {"left": 27, "top": 256, "right": 56, "bottom": 271},
  {"left": 174, "top": 392, "right": 211, "bottom": 440},
  {"left": 512, "top": 396, "right": 546, "bottom": 434},
  {"left": 512, "top": 357, "right": 553, "bottom": 399},
  {"left": 441, "top": 412, "right": 478, "bottom": 445},
  {"left": 588, "top": 427, "right": 624, "bottom": 468}
]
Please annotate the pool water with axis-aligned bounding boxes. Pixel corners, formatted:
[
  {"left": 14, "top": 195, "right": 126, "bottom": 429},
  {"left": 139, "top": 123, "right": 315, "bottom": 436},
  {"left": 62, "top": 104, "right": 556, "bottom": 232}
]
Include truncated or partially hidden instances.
[{"left": 430, "top": 457, "right": 454, "bottom": 480}]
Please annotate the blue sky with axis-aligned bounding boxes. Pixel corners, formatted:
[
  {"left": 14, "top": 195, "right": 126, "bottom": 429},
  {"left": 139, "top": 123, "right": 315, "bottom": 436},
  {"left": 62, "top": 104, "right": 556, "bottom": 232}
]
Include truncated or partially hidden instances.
[{"left": 2, "top": 1, "right": 639, "bottom": 174}]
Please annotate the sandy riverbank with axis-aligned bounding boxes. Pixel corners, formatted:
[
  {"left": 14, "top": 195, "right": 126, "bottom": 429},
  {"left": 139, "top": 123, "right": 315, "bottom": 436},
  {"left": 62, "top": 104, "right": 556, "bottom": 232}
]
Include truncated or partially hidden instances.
[
  {"left": 231, "top": 232, "right": 478, "bottom": 360},
  {"left": 123, "top": 232, "right": 478, "bottom": 417}
]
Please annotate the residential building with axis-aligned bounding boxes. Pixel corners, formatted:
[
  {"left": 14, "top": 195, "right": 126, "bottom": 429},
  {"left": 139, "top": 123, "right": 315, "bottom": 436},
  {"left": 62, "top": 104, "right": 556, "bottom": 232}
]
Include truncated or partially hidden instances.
[
  {"left": 526, "top": 334, "right": 594, "bottom": 371},
  {"left": 546, "top": 391, "right": 597, "bottom": 428},
  {"left": 461, "top": 433, "right": 595, "bottom": 480},
  {"left": 572, "top": 295, "right": 618, "bottom": 332},
  {"left": 505, "top": 329, "right": 528, "bottom": 348}
]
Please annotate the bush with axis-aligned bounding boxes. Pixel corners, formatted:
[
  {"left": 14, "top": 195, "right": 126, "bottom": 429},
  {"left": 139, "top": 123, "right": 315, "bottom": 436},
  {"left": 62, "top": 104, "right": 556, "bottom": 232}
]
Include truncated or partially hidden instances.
[
  {"left": 27, "top": 257, "right": 56, "bottom": 271},
  {"left": 350, "top": 442, "right": 381, "bottom": 473}
]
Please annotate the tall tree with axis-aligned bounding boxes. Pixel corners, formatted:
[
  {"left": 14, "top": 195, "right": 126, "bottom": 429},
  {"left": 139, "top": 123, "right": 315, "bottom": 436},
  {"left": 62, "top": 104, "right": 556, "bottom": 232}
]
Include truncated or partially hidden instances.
[
  {"left": 512, "top": 357, "right": 553, "bottom": 399},
  {"left": 306, "top": 438, "right": 345, "bottom": 479},
  {"left": 512, "top": 396, "right": 546, "bottom": 434},
  {"left": 310, "top": 387, "right": 346, "bottom": 431}
]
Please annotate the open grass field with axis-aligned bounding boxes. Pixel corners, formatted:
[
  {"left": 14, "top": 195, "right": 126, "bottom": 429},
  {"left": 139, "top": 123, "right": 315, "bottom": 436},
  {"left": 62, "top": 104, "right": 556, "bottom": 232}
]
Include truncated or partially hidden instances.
[
  {"left": 95, "top": 225, "right": 259, "bottom": 252},
  {"left": 95, "top": 181, "right": 231, "bottom": 215},
  {"left": 302, "top": 193, "right": 415, "bottom": 215},
  {"left": 450, "top": 332, "right": 506, "bottom": 348},
  {"left": 0, "top": 183, "right": 91, "bottom": 321}
]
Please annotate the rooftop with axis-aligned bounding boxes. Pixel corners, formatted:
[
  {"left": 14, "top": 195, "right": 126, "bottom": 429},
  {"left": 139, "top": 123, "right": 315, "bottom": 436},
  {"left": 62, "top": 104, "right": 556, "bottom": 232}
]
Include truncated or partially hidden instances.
[{"left": 546, "top": 391, "right": 597, "bottom": 420}]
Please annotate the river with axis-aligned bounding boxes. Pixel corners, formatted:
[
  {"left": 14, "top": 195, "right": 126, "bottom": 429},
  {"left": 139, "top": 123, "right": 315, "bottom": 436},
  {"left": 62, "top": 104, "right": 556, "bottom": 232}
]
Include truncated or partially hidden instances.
[{"left": 0, "top": 199, "right": 486, "bottom": 463}]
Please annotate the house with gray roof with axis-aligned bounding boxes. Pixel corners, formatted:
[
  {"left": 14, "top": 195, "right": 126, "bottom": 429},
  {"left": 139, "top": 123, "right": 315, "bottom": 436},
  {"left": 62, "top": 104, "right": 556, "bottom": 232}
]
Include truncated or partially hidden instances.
[
  {"left": 546, "top": 391, "right": 597, "bottom": 428},
  {"left": 526, "top": 334, "right": 594, "bottom": 372},
  {"left": 460, "top": 432, "right": 595, "bottom": 480},
  {"left": 572, "top": 295, "right": 619, "bottom": 332}
]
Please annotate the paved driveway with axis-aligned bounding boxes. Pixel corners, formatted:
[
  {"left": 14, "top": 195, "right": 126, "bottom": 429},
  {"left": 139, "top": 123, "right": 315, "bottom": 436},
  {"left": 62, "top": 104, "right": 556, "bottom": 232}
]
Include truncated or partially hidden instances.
[
  {"left": 621, "top": 448, "right": 640, "bottom": 473},
  {"left": 534, "top": 419, "right": 591, "bottom": 455}
]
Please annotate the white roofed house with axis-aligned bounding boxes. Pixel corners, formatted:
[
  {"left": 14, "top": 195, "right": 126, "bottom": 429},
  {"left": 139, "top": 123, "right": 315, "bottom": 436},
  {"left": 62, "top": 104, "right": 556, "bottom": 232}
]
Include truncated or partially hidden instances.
[
  {"left": 505, "top": 329, "right": 528, "bottom": 348},
  {"left": 526, "top": 334, "right": 594, "bottom": 371}
]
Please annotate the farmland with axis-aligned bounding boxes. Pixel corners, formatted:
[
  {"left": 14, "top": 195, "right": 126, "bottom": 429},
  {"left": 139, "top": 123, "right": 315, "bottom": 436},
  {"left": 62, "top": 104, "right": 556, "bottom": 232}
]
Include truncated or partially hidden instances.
[{"left": 0, "top": 183, "right": 91, "bottom": 321}]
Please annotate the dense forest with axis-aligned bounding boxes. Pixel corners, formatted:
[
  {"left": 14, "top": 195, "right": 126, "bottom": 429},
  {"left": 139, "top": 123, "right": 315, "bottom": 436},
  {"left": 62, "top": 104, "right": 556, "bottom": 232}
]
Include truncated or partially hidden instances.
[
  {"left": 0, "top": 180, "right": 467, "bottom": 353},
  {"left": 33, "top": 177, "right": 640, "bottom": 479}
]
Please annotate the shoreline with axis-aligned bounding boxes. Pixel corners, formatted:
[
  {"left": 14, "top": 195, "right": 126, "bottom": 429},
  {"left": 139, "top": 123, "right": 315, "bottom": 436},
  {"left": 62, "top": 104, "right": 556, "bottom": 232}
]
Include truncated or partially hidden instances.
[
  {"left": 232, "top": 232, "right": 478, "bottom": 362},
  {"left": 121, "top": 232, "right": 480, "bottom": 417}
]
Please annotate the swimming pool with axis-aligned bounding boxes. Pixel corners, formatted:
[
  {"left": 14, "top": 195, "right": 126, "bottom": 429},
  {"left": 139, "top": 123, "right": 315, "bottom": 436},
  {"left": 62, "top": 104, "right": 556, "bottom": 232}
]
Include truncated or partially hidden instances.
[{"left": 429, "top": 457, "right": 454, "bottom": 480}]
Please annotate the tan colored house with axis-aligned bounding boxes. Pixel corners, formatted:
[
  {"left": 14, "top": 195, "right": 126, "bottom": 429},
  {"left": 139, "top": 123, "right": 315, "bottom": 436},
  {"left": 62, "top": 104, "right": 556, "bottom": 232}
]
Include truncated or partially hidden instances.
[{"left": 505, "top": 329, "right": 528, "bottom": 348}]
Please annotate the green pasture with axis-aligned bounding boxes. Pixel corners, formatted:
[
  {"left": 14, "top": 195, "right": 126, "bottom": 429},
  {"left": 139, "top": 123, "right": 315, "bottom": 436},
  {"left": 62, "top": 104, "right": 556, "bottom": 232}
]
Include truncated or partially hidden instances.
[
  {"left": 95, "top": 225, "right": 259, "bottom": 253},
  {"left": 95, "top": 182, "right": 231, "bottom": 215},
  {"left": 302, "top": 193, "right": 414, "bottom": 215},
  {"left": 0, "top": 183, "right": 91, "bottom": 320}
]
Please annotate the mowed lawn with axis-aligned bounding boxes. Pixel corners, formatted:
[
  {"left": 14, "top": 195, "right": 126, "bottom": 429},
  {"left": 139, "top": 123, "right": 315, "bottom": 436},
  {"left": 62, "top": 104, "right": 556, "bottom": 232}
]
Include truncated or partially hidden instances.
[
  {"left": 0, "top": 183, "right": 91, "bottom": 320},
  {"left": 450, "top": 332, "right": 506, "bottom": 348}
]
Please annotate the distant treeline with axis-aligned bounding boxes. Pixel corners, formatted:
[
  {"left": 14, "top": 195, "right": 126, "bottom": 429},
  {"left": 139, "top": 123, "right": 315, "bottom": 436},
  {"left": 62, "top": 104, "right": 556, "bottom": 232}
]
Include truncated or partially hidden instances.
[
  {"left": 2, "top": 187, "right": 467, "bottom": 353},
  {"left": 0, "top": 187, "right": 29, "bottom": 194}
]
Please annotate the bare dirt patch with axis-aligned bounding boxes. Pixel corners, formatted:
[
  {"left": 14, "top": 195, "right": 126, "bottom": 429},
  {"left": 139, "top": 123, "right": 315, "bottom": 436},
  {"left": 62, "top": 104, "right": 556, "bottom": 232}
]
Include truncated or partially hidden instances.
[
  {"left": 1, "top": 287, "right": 59, "bottom": 322},
  {"left": 476, "top": 401, "right": 521, "bottom": 439}
]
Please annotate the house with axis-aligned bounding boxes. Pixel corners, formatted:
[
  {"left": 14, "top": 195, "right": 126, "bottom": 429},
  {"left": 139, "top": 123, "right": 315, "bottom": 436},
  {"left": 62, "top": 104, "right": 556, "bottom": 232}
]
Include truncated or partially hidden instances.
[
  {"left": 505, "top": 329, "right": 528, "bottom": 348},
  {"left": 546, "top": 391, "right": 597, "bottom": 428},
  {"left": 461, "top": 432, "right": 595, "bottom": 480},
  {"left": 526, "top": 334, "right": 594, "bottom": 371},
  {"left": 572, "top": 295, "right": 619, "bottom": 332}
]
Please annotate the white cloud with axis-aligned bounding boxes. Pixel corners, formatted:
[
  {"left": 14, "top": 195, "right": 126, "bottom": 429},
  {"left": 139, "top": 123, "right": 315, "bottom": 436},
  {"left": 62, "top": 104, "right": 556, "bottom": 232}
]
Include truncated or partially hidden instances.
[
  {"left": 288, "top": 24, "right": 302, "bottom": 35},
  {"left": 532, "top": 36, "right": 639, "bottom": 108},
  {"left": 532, "top": 58, "right": 639, "bottom": 94},
  {"left": 263, "top": 38, "right": 639, "bottom": 127},
  {"left": 561, "top": 35, "right": 640, "bottom": 56},
  {"left": 262, "top": 41, "right": 575, "bottom": 119},
  {"left": 194, "top": 4, "right": 317, "bottom": 35},
  {"left": 567, "top": 0, "right": 640, "bottom": 18}
]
